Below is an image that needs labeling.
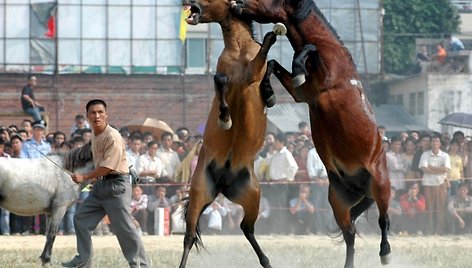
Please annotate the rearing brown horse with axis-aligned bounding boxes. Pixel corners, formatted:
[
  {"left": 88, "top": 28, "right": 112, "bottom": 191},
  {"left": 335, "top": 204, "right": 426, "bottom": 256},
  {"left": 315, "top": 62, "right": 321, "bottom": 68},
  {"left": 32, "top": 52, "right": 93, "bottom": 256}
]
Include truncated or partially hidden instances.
[
  {"left": 179, "top": 0, "right": 281, "bottom": 267},
  {"left": 232, "top": 1, "right": 392, "bottom": 267}
]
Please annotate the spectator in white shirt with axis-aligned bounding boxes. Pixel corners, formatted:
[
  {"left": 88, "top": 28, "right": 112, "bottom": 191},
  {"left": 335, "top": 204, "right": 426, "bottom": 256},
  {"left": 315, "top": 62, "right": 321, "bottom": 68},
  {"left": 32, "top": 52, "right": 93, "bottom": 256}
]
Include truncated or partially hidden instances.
[
  {"left": 419, "top": 134, "right": 451, "bottom": 235},
  {"left": 135, "top": 141, "right": 166, "bottom": 195},
  {"left": 265, "top": 133, "right": 298, "bottom": 234},
  {"left": 386, "top": 136, "right": 406, "bottom": 193},
  {"left": 158, "top": 132, "right": 181, "bottom": 181},
  {"left": 126, "top": 134, "right": 142, "bottom": 169}
]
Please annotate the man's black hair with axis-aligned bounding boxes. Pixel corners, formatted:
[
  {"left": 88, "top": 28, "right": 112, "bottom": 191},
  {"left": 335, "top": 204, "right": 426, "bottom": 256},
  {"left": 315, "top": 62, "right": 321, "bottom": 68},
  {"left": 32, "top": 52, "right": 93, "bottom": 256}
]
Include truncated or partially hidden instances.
[
  {"left": 390, "top": 136, "right": 402, "bottom": 143},
  {"left": 161, "top": 131, "right": 173, "bottom": 141},
  {"left": 53, "top": 131, "right": 66, "bottom": 140},
  {"left": 176, "top": 127, "right": 189, "bottom": 133},
  {"left": 274, "top": 132, "right": 286, "bottom": 144},
  {"left": 10, "top": 134, "right": 23, "bottom": 143},
  {"left": 75, "top": 114, "right": 86, "bottom": 120},
  {"left": 86, "top": 99, "right": 107, "bottom": 112}
]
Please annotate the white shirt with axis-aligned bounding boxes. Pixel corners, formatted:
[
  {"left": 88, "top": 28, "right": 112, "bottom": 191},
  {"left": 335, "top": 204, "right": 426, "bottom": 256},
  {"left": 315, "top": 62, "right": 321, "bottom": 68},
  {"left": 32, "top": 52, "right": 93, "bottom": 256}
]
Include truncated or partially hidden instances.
[
  {"left": 267, "top": 146, "right": 298, "bottom": 181},
  {"left": 135, "top": 153, "right": 167, "bottom": 181},
  {"left": 419, "top": 150, "right": 451, "bottom": 186},
  {"left": 306, "top": 147, "right": 327, "bottom": 179},
  {"left": 126, "top": 149, "right": 140, "bottom": 168},
  {"left": 386, "top": 150, "right": 406, "bottom": 190},
  {"left": 157, "top": 148, "right": 181, "bottom": 179}
]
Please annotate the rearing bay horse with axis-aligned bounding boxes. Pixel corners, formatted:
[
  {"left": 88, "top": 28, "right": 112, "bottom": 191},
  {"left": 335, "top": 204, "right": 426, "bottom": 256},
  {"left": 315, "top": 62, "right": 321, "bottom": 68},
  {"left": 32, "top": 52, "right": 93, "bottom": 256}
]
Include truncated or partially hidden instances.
[
  {"left": 179, "top": 0, "right": 281, "bottom": 268},
  {"left": 231, "top": 1, "right": 392, "bottom": 267}
]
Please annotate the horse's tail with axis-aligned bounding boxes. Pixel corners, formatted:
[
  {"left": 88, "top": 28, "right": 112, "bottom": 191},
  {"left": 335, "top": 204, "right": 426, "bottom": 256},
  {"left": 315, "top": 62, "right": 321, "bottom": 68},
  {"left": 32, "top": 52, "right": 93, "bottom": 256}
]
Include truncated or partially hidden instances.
[
  {"left": 182, "top": 196, "right": 205, "bottom": 251},
  {"left": 327, "top": 196, "right": 374, "bottom": 243}
]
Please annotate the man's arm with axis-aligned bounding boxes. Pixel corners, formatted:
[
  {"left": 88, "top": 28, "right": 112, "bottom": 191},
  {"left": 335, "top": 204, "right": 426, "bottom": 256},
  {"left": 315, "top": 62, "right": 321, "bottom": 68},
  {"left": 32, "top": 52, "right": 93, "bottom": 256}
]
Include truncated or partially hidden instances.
[
  {"left": 71, "top": 166, "right": 112, "bottom": 183},
  {"left": 22, "top": 94, "right": 36, "bottom": 107},
  {"left": 420, "top": 166, "right": 449, "bottom": 174}
]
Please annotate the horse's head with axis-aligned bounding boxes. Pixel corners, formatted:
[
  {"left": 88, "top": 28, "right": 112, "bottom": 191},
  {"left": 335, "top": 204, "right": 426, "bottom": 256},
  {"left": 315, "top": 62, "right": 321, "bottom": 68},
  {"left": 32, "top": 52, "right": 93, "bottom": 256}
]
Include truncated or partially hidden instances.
[{"left": 183, "top": 0, "right": 232, "bottom": 25}]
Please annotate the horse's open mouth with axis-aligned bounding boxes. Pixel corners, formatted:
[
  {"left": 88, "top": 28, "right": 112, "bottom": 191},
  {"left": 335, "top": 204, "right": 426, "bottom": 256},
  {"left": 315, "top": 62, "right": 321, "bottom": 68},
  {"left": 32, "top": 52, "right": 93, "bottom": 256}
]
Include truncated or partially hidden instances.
[{"left": 183, "top": 4, "right": 201, "bottom": 25}]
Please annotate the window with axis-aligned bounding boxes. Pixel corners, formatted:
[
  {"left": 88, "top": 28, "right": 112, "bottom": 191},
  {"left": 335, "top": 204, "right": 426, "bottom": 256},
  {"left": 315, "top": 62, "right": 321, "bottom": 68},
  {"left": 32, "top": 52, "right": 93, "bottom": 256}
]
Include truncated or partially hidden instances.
[
  {"left": 0, "top": 1, "right": 182, "bottom": 74},
  {"left": 396, "top": 95, "right": 404, "bottom": 106},
  {"left": 409, "top": 93, "right": 416, "bottom": 115},
  {"left": 417, "top": 92, "right": 424, "bottom": 115},
  {"left": 185, "top": 38, "right": 207, "bottom": 74}
]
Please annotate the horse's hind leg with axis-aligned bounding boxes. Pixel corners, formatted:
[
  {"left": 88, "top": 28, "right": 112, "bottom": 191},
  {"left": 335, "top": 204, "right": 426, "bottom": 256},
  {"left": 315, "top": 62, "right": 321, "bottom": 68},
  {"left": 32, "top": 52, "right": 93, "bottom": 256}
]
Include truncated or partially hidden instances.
[
  {"left": 370, "top": 161, "right": 392, "bottom": 265},
  {"left": 230, "top": 182, "right": 271, "bottom": 268},
  {"left": 179, "top": 161, "right": 216, "bottom": 268},
  {"left": 40, "top": 206, "right": 67, "bottom": 264},
  {"left": 328, "top": 186, "right": 356, "bottom": 268}
]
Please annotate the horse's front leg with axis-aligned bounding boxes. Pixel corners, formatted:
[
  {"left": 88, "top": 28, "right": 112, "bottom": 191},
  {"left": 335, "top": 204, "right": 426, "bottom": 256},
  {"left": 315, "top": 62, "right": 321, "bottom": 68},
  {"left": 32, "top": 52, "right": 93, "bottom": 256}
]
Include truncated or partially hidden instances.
[
  {"left": 370, "top": 160, "right": 392, "bottom": 265},
  {"left": 249, "top": 30, "right": 277, "bottom": 75},
  {"left": 263, "top": 59, "right": 305, "bottom": 103},
  {"left": 214, "top": 73, "right": 231, "bottom": 130},
  {"left": 292, "top": 44, "right": 317, "bottom": 87},
  {"left": 40, "top": 206, "right": 67, "bottom": 264}
]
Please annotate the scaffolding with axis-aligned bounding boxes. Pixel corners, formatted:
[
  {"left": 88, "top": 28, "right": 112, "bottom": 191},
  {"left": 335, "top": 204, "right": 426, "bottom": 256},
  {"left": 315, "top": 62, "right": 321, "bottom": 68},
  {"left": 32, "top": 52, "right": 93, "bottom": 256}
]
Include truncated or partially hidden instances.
[{"left": 0, "top": 0, "right": 383, "bottom": 76}]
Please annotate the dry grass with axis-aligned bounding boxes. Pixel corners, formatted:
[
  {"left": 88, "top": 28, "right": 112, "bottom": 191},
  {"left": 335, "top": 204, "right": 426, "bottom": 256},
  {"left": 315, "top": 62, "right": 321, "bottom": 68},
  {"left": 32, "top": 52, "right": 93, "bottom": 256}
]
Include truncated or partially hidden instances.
[{"left": 1, "top": 234, "right": 472, "bottom": 267}]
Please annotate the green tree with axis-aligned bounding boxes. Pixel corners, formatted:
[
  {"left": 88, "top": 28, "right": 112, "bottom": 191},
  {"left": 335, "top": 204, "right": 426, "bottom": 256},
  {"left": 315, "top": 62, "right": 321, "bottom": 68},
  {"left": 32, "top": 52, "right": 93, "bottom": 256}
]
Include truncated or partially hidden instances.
[{"left": 383, "top": 0, "right": 460, "bottom": 74}]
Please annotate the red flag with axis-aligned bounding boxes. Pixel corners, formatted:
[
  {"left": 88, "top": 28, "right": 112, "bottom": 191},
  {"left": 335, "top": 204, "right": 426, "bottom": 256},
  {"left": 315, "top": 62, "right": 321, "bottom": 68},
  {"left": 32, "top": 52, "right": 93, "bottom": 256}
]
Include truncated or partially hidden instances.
[{"left": 45, "top": 15, "right": 55, "bottom": 38}]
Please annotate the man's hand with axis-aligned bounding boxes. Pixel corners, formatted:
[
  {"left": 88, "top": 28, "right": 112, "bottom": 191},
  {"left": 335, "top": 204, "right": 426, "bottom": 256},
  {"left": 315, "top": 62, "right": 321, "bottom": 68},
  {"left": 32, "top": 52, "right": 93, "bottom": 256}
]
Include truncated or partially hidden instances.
[{"left": 71, "top": 173, "right": 86, "bottom": 184}]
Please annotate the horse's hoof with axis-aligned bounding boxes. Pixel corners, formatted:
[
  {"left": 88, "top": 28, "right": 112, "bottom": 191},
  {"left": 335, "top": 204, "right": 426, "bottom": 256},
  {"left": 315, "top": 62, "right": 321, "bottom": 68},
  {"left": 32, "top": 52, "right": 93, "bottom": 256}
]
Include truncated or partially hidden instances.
[
  {"left": 292, "top": 74, "right": 306, "bottom": 87},
  {"left": 265, "top": 94, "right": 276, "bottom": 108},
  {"left": 218, "top": 118, "right": 232, "bottom": 130},
  {"left": 272, "top": 23, "right": 287, "bottom": 36},
  {"left": 40, "top": 257, "right": 51, "bottom": 266},
  {"left": 380, "top": 254, "right": 391, "bottom": 265}
]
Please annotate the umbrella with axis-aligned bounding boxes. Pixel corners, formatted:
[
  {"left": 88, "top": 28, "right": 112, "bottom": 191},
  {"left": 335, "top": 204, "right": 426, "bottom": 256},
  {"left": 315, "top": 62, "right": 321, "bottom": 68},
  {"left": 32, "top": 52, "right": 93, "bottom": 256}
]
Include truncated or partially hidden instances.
[
  {"left": 123, "top": 117, "right": 174, "bottom": 140},
  {"left": 438, "top": 112, "right": 472, "bottom": 129}
]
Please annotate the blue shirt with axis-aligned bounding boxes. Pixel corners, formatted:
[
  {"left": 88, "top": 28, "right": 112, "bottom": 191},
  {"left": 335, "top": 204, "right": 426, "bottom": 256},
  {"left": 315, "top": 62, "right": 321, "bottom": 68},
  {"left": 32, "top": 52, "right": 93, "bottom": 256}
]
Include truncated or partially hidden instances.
[
  {"left": 450, "top": 37, "right": 465, "bottom": 51},
  {"left": 20, "top": 138, "right": 51, "bottom": 159}
]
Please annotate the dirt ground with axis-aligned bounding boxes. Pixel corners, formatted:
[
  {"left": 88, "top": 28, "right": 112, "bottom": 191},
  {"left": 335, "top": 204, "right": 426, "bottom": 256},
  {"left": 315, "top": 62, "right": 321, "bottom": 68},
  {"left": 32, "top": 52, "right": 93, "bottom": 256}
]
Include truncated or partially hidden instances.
[
  {"left": 2, "top": 233, "right": 472, "bottom": 250},
  {"left": 1, "top": 234, "right": 472, "bottom": 267}
]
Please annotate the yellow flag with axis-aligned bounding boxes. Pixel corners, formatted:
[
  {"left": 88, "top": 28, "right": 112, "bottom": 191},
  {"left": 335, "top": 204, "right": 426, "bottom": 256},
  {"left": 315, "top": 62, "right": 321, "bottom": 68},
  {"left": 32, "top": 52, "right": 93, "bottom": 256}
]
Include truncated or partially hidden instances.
[{"left": 179, "top": 9, "right": 191, "bottom": 43}]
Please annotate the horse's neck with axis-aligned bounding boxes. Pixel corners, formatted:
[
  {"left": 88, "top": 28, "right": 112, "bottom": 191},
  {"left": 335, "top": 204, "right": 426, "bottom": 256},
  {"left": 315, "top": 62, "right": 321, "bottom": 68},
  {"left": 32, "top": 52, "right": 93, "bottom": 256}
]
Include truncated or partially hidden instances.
[
  {"left": 288, "top": 16, "right": 359, "bottom": 85},
  {"left": 219, "top": 17, "right": 254, "bottom": 52}
]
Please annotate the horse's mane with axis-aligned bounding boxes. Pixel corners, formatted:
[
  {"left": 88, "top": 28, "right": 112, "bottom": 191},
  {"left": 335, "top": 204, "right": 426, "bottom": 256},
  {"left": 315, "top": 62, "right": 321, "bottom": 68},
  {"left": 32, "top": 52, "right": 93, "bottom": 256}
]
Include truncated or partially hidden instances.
[
  {"left": 292, "top": 0, "right": 343, "bottom": 44},
  {"left": 63, "top": 142, "right": 93, "bottom": 171}
]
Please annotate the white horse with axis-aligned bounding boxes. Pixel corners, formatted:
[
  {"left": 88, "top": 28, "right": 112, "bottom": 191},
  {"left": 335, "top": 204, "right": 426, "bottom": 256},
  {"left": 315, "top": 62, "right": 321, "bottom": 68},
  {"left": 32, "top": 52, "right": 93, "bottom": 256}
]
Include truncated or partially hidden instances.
[{"left": 0, "top": 143, "right": 93, "bottom": 264}]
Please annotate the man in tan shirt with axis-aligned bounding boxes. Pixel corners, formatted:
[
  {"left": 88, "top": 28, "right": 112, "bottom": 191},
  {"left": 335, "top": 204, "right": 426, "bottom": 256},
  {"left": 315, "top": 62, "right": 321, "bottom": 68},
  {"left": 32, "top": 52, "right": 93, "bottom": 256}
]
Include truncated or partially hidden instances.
[{"left": 62, "top": 99, "right": 148, "bottom": 268}]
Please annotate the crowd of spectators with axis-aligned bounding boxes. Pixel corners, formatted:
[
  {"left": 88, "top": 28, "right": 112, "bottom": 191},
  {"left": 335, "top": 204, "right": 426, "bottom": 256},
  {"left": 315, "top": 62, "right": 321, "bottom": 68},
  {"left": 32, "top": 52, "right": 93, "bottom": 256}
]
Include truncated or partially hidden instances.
[
  {"left": 359, "top": 128, "right": 472, "bottom": 236},
  {"left": 1, "top": 116, "right": 472, "bottom": 237}
]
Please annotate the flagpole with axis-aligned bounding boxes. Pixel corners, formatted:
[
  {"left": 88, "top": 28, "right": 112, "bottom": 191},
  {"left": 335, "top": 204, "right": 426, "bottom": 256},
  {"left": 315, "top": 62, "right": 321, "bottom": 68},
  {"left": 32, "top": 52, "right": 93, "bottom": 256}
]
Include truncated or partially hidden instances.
[
  {"left": 179, "top": 8, "right": 190, "bottom": 128},
  {"left": 53, "top": 0, "right": 59, "bottom": 131}
]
